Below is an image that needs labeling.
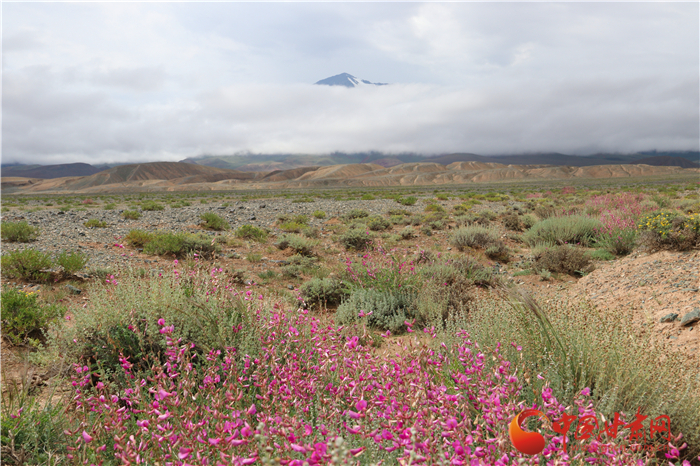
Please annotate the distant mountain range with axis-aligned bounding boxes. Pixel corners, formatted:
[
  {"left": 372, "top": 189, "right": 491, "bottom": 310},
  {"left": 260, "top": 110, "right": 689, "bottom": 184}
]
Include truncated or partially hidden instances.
[
  {"left": 4, "top": 158, "right": 697, "bottom": 194},
  {"left": 314, "top": 73, "right": 388, "bottom": 88},
  {"left": 2, "top": 151, "right": 697, "bottom": 180}
]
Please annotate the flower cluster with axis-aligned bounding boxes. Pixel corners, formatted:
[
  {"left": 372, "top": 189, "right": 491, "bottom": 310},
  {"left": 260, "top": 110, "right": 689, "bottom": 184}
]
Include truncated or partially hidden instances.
[{"left": 60, "top": 304, "right": 692, "bottom": 465}]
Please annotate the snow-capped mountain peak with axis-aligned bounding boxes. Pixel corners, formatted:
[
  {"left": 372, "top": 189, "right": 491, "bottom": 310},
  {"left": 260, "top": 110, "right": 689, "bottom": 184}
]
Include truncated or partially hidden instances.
[{"left": 314, "top": 73, "right": 388, "bottom": 88}]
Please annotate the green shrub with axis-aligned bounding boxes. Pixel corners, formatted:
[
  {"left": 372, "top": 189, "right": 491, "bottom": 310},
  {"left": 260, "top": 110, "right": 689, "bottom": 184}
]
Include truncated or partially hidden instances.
[
  {"left": 235, "top": 224, "right": 268, "bottom": 242},
  {"left": 313, "top": 210, "right": 327, "bottom": 219},
  {"left": 300, "top": 278, "right": 349, "bottom": 309},
  {"left": 1, "top": 289, "right": 65, "bottom": 346},
  {"left": 424, "top": 203, "right": 445, "bottom": 213},
  {"left": 399, "top": 226, "right": 416, "bottom": 240},
  {"left": 55, "top": 266, "right": 265, "bottom": 386},
  {"left": 84, "top": 219, "right": 107, "bottom": 228},
  {"left": 122, "top": 210, "right": 142, "bottom": 220},
  {"left": 144, "top": 232, "right": 220, "bottom": 259},
  {"left": 534, "top": 204, "right": 557, "bottom": 219},
  {"left": 200, "top": 212, "right": 230, "bottom": 231},
  {"left": 55, "top": 250, "right": 89, "bottom": 274},
  {"left": 435, "top": 193, "right": 449, "bottom": 201},
  {"left": 276, "top": 234, "right": 318, "bottom": 256},
  {"left": 335, "top": 288, "right": 416, "bottom": 333},
  {"left": 389, "top": 215, "right": 410, "bottom": 225},
  {"left": 302, "top": 226, "right": 320, "bottom": 238},
  {"left": 0, "top": 249, "right": 53, "bottom": 282},
  {"left": 245, "top": 252, "right": 263, "bottom": 263},
  {"left": 396, "top": 196, "right": 417, "bottom": 206},
  {"left": 103, "top": 203, "right": 117, "bottom": 210},
  {"left": 279, "top": 221, "right": 305, "bottom": 233},
  {"left": 450, "top": 226, "right": 500, "bottom": 250},
  {"left": 367, "top": 215, "right": 391, "bottom": 231},
  {"left": 361, "top": 194, "right": 376, "bottom": 200},
  {"left": 429, "top": 220, "right": 445, "bottom": 230},
  {"left": 420, "top": 225, "right": 432, "bottom": 236},
  {"left": 339, "top": 229, "right": 374, "bottom": 251},
  {"left": 0, "top": 391, "right": 69, "bottom": 464},
  {"left": 125, "top": 229, "right": 154, "bottom": 247},
  {"left": 341, "top": 209, "right": 369, "bottom": 221},
  {"left": 503, "top": 213, "right": 522, "bottom": 231},
  {"left": 386, "top": 208, "right": 411, "bottom": 216},
  {"left": 280, "top": 255, "right": 320, "bottom": 278},
  {"left": 532, "top": 245, "right": 593, "bottom": 276},
  {"left": 141, "top": 200, "right": 165, "bottom": 211},
  {"left": 521, "top": 213, "right": 538, "bottom": 230},
  {"left": 524, "top": 215, "right": 602, "bottom": 247},
  {"left": 587, "top": 249, "right": 616, "bottom": 261},
  {"left": 1, "top": 221, "right": 38, "bottom": 243},
  {"left": 485, "top": 243, "right": 510, "bottom": 262}
]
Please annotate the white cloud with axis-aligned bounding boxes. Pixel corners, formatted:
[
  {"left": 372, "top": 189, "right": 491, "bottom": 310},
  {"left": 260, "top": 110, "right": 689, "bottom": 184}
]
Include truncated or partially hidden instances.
[{"left": 2, "top": 2, "right": 698, "bottom": 165}]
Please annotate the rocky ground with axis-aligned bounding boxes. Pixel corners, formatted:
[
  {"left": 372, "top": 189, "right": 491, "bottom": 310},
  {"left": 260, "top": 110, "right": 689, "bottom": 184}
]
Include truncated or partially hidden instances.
[{"left": 1, "top": 196, "right": 698, "bottom": 396}]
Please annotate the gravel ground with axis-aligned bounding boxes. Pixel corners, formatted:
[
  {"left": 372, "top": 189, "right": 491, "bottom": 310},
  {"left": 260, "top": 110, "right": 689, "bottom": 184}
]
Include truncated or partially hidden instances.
[{"left": 0, "top": 198, "right": 437, "bottom": 271}]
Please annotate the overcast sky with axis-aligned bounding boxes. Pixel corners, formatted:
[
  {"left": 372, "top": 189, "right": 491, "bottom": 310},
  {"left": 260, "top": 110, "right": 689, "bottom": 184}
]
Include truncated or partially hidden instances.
[{"left": 3, "top": 2, "right": 699, "bottom": 165}]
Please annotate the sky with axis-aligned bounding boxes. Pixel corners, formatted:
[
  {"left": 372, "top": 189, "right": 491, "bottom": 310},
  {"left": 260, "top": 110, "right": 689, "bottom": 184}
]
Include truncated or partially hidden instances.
[{"left": 3, "top": 2, "right": 699, "bottom": 165}]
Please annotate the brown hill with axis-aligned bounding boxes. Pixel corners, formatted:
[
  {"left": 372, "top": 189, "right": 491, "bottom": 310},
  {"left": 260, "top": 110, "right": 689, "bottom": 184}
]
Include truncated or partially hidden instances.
[
  {"left": 2, "top": 162, "right": 697, "bottom": 194},
  {"left": 630, "top": 156, "right": 700, "bottom": 169}
]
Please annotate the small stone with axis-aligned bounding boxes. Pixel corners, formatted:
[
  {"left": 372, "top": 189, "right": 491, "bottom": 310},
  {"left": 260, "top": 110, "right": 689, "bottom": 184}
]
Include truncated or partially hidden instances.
[
  {"left": 287, "top": 285, "right": 294, "bottom": 290},
  {"left": 65, "top": 284, "right": 82, "bottom": 295},
  {"left": 660, "top": 313, "right": 678, "bottom": 323},
  {"left": 680, "top": 308, "right": 700, "bottom": 327}
]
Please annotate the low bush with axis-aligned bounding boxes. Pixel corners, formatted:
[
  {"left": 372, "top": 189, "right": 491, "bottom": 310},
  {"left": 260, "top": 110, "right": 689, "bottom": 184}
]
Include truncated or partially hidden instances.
[
  {"left": 532, "top": 244, "right": 593, "bottom": 276},
  {"left": 637, "top": 211, "right": 700, "bottom": 251},
  {"left": 245, "top": 252, "right": 263, "bottom": 263},
  {"left": 235, "top": 224, "right": 268, "bottom": 242},
  {"left": 485, "top": 243, "right": 510, "bottom": 262},
  {"left": 396, "top": 196, "right": 417, "bottom": 206},
  {"left": 122, "top": 210, "right": 141, "bottom": 220},
  {"left": 450, "top": 226, "right": 500, "bottom": 250},
  {"left": 300, "top": 277, "right": 349, "bottom": 309},
  {"left": 361, "top": 194, "right": 376, "bottom": 200},
  {"left": 199, "top": 212, "right": 230, "bottom": 231},
  {"left": 103, "top": 203, "right": 116, "bottom": 210},
  {"left": 399, "top": 226, "right": 416, "bottom": 240},
  {"left": 386, "top": 208, "right": 410, "bottom": 216},
  {"left": 424, "top": 203, "right": 445, "bottom": 213},
  {"left": 341, "top": 209, "right": 369, "bottom": 221},
  {"left": 1, "top": 221, "right": 38, "bottom": 243},
  {"left": 124, "top": 229, "right": 154, "bottom": 247},
  {"left": 502, "top": 212, "right": 522, "bottom": 231},
  {"left": 279, "top": 221, "right": 305, "bottom": 233},
  {"left": 143, "top": 232, "right": 220, "bottom": 258},
  {"left": 524, "top": 215, "right": 602, "bottom": 247},
  {"left": 276, "top": 234, "right": 318, "bottom": 256},
  {"left": 367, "top": 215, "right": 391, "bottom": 231},
  {"left": 84, "top": 219, "right": 107, "bottom": 228},
  {"left": 335, "top": 288, "right": 416, "bottom": 333},
  {"left": 141, "top": 201, "right": 164, "bottom": 211},
  {"left": 312, "top": 210, "right": 326, "bottom": 219},
  {"left": 55, "top": 250, "right": 89, "bottom": 274},
  {"left": 339, "top": 228, "right": 374, "bottom": 251},
  {"left": 280, "top": 255, "right": 320, "bottom": 278},
  {"left": 0, "top": 249, "right": 53, "bottom": 282},
  {"left": 1, "top": 289, "right": 65, "bottom": 346},
  {"left": 521, "top": 213, "right": 538, "bottom": 230}
]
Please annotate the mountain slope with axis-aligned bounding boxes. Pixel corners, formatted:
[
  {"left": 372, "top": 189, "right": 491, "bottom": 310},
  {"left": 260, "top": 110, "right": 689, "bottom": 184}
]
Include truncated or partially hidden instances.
[{"left": 1, "top": 163, "right": 102, "bottom": 179}]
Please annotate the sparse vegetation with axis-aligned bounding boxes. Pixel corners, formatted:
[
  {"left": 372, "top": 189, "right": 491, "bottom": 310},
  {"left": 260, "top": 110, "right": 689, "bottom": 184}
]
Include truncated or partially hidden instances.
[{"left": 1, "top": 221, "right": 38, "bottom": 243}]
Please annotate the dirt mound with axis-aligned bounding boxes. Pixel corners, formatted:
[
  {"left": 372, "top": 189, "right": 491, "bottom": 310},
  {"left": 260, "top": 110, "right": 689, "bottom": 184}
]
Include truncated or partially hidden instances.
[{"left": 568, "top": 251, "right": 699, "bottom": 359}]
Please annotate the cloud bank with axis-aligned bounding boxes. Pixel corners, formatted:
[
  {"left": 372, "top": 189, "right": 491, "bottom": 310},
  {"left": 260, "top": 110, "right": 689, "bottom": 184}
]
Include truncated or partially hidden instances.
[{"left": 3, "top": 2, "right": 698, "bottom": 165}]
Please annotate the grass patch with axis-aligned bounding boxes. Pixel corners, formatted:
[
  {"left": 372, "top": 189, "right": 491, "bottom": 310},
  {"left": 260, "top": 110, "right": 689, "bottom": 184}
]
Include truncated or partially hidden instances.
[
  {"left": 84, "top": 219, "right": 107, "bottom": 228},
  {"left": 0, "top": 249, "right": 53, "bottom": 282}
]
